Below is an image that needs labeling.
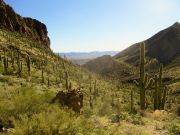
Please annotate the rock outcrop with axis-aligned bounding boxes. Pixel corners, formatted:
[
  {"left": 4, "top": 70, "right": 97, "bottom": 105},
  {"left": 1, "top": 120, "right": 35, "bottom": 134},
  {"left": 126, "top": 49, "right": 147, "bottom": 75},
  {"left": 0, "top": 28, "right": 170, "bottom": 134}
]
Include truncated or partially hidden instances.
[
  {"left": 51, "top": 89, "right": 83, "bottom": 113},
  {"left": 0, "top": 0, "right": 50, "bottom": 48}
]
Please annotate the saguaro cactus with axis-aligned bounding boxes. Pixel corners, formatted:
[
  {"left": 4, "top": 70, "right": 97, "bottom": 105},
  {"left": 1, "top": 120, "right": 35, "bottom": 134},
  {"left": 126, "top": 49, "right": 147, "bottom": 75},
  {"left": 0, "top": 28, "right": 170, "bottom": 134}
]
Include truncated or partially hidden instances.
[
  {"left": 161, "top": 86, "right": 167, "bottom": 110},
  {"left": 94, "top": 80, "right": 97, "bottom": 95},
  {"left": 134, "top": 42, "right": 154, "bottom": 110},
  {"left": 65, "top": 71, "right": 69, "bottom": 90},
  {"left": 89, "top": 96, "right": 93, "bottom": 109},
  {"left": 3, "top": 56, "right": 8, "bottom": 74},
  {"left": 154, "top": 75, "right": 159, "bottom": 110},
  {"left": 41, "top": 68, "right": 44, "bottom": 83},
  {"left": 130, "top": 89, "right": 134, "bottom": 113},
  {"left": 11, "top": 51, "right": 15, "bottom": 70},
  {"left": 26, "top": 55, "right": 31, "bottom": 76},
  {"left": 16, "top": 51, "right": 22, "bottom": 77},
  {"left": 89, "top": 76, "right": 92, "bottom": 93},
  {"left": 69, "top": 82, "right": 72, "bottom": 90},
  {"left": 88, "top": 75, "right": 93, "bottom": 108},
  {"left": 93, "top": 80, "right": 98, "bottom": 101},
  {"left": 158, "top": 64, "right": 163, "bottom": 107},
  {"left": 153, "top": 64, "right": 167, "bottom": 110},
  {"left": 17, "top": 61, "right": 23, "bottom": 77},
  {"left": 47, "top": 76, "right": 50, "bottom": 87}
]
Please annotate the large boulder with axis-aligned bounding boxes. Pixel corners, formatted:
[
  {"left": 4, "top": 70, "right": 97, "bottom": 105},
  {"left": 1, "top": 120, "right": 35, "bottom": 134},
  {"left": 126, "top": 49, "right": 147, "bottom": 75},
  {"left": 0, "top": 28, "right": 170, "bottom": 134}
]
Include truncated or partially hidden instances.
[{"left": 51, "top": 89, "right": 83, "bottom": 113}]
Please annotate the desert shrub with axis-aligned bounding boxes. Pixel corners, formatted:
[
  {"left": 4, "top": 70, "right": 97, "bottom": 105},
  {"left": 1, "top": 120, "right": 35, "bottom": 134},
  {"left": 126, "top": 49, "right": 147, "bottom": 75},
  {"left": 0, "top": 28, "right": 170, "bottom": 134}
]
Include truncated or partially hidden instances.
[
  {"left": 13, "top": 106, "right": 105, "bottom": 135},
  {"left": 119, "top": 112, "right": 144, "bottom": 125},
  {"left": 130, "top": 114, "right": 144, "bottom": 125},
  {"left": 97, "top": 95, "right": 112, "bottom": 116},
  {"left": 167, "top": 123, "right": 180, "bottom": 135},
  {"left": 83, "top": 108, "right": 94, "bottom": 118},
  {"left": 110, "top": 114, "right": 121, "bottom": 123},
  {"left": 0, "top": 86, "right": 52, "bottom": 126},
  {"left": 0, "top": 86, "right": 106, "bottom": 134},
  {"left": 120, "top": 112, "right": 131, "bottom": 121}
]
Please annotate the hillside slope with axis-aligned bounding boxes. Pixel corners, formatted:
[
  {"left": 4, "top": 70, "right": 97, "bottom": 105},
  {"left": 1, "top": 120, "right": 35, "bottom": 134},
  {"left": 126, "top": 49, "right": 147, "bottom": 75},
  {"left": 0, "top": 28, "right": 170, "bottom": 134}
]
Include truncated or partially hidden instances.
[
  {"left": 1, "top": 27, "right": 179, "bottom": 135},
  {"left": 0, "top": 18, "right": 129, "bottom": 135},
  {"left": 114, "top": 22, "right": 180, "bottom": 66},
  {"left": 84, "top": 55, "right": 135, "bottom": 79}
]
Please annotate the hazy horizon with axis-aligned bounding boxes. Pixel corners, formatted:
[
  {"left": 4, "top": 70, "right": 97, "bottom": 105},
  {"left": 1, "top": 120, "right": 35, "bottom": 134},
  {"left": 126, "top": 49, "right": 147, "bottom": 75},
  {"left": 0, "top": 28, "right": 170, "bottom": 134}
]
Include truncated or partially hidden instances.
[
  {"left": 58, "top": 50, "right": 119, "bottom": 53},
  {"left": 4, "top": 0, "right": 180, "bottom": 52}
]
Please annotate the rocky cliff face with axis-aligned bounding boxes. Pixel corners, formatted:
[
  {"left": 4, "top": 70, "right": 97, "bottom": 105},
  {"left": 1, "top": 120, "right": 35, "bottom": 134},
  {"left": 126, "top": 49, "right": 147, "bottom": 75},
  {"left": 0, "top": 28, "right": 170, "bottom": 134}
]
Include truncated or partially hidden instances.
[{"left": 0, "top": 0, "right": 50, "bottom": 48}]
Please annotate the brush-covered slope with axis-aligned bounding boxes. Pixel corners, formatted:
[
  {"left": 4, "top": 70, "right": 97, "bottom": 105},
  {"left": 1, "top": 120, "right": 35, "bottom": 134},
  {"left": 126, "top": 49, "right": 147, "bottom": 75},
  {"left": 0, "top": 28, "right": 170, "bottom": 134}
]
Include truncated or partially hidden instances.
[
  {"left": 83, "top": 55, "right": 135, "bottom": 79},
  {"left": 1, "top": 28, "right": 179, "bottom": 135},
  {"left": 0, "top": 19, "right": 127, "bottom": 135},
  {"left": 0, "top": 0, "right": 124, "bottom": 134},
  {"left": 115, "top": 22, "right": 180, "bottom": 66}
]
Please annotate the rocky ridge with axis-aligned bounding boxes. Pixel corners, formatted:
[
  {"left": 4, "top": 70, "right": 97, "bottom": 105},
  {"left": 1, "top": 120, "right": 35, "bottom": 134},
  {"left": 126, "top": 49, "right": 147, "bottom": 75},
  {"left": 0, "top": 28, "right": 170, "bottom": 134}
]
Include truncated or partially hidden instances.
[{"left": 0, "top": 0, "right": 50, "bottom": 48}]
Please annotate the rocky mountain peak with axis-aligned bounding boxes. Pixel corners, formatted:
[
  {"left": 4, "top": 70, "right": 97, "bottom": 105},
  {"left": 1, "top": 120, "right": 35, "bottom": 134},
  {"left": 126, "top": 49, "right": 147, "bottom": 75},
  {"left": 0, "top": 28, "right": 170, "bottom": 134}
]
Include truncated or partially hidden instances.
[
  {"left": 0, "top": 0, "right": 50, "bottom": 49},
  {"left": 173, "top": 22, "right": 180, "bottom": 27}
]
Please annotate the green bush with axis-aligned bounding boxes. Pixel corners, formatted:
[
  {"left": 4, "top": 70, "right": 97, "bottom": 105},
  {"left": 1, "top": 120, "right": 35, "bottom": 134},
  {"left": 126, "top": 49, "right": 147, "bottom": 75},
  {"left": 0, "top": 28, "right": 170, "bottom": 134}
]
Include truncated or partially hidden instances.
[
  {"left": 168, "top": 123, "right": 180, "bottom": 135},
  {"left": 0, "top": 87, "right": 52, "bottom": 126},
  {"left": 13, "top": 106, "right": 106, "bottom": 135}
]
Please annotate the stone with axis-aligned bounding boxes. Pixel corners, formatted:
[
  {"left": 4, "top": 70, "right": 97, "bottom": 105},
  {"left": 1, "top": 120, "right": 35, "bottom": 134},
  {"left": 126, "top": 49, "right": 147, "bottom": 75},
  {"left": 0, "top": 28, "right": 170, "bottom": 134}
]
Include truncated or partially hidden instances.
[{"left": 51, "top": 89, "right": 83, "bottom": 113}]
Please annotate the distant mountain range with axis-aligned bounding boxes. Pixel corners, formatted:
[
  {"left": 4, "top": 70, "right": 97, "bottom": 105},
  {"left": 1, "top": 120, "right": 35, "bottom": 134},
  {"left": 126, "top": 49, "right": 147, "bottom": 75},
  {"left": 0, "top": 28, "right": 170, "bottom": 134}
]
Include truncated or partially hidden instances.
[
  {"left": 58, "top": 51, "right": 118, "bottom": 65},
  {"left": 59, "top": 51, "right": 118, "bottom": 60}
]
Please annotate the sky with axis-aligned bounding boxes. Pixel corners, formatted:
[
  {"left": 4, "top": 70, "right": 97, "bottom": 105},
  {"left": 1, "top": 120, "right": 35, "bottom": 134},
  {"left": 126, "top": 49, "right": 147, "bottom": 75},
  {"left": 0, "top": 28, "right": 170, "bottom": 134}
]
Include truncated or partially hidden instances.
[{"left": 4, "top": 0, "right": 180, "bottom": 52}]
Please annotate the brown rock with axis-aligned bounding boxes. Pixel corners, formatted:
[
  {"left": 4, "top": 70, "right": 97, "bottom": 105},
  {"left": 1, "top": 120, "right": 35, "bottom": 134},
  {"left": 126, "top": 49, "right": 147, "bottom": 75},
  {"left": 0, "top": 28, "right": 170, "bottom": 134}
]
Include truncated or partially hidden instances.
[
  {"left": 51, "top": 89, "right": 83, "bottom": 113},
  {"left": 0, "top": 0, "right": 50, "bottom": 49}
]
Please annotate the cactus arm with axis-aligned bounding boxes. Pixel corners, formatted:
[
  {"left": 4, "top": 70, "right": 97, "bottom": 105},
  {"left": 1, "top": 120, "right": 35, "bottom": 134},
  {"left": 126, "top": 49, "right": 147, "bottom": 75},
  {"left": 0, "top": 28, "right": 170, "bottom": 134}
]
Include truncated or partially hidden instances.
[
  {"left": 161, "top": 86, "right": 167, "bottom": 110},
  {"left": 145, "top": 78, "right": 154, "bottom": 89},
  {"left": 130, "top": 89, "right": 134, "bottom": 113},
  {"left": 134, "top": 80, "right": 139, "bottom": 86},
  {"left": 154, "top": 75, "right": 158, "bottom": 110},
  {"left": 144, "top": 74, "right": 148, "bottom": 87}
]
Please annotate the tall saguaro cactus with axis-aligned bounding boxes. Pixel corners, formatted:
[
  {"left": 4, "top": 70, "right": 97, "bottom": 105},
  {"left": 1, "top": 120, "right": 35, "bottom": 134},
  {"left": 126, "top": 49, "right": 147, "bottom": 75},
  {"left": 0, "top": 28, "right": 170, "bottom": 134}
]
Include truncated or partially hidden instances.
[
  {"left": 11, "top": 51, "right": 15, "bottom": 70},
  {"left": 41, "top": 68, "right": 44, "bottom": 83},
  {"left": 93, "top": 80, "right": 98, "bottom": 101},
  {"left": 16, "top": 51, "right": 23, "bottom": 77},
  {"left": 134, "top": 42, "right": 153, "bottom": 110},
  {"left": 17, "top": 61, "right": 23, "bottom": 77},
  {"left": 65, "top": 71, "right": 69, "bottom": 90},
  {"left": 26, "top": 55, "right": 31, "bottom": 76},
  {"left": 158, "top": 64, "right": 163, "bottom": 108},
  {"left": 3, "top": 56, "right": 8, "bottom": 74},
  {"left": 89, "top": 75, "right": 92, "bottom": 93},
  {"left": 154, "top": 75, "right": 159, "bottom": 110},
  {"left": 154, "top": 64, "right": 167, "bottom": 110},
  {"left": 161, "top": 86, "right": 167, "bottom": 110},
  {"left": 130, "top": 89, "right": 134, "bottom": 113}
]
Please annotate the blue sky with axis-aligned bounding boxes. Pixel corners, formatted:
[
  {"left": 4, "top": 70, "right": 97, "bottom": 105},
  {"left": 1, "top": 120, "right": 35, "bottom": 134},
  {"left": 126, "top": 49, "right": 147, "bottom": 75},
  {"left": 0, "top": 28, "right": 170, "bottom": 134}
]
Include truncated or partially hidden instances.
[{"left": 4, "top": 0, "right": 180, "bottom": 52}]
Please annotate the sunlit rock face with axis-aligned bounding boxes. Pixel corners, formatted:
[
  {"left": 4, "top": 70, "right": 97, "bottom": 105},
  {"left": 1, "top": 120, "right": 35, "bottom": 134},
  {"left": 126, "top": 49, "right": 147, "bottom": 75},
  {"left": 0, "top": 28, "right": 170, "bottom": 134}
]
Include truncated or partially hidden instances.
[{"left": 0, "top": 0, "right": 50, "bottom": 49}]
